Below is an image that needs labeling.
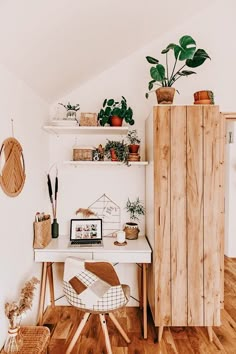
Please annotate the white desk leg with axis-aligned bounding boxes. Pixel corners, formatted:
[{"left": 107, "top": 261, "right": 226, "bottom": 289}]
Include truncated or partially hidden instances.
[
  {"left": 47, "top": 262, "right": 55, "bottom": 307},
  {"left": 37, "top": 262, "right": 48, "bottom": 325},
  {"left": 143, "top": 263, "right": 147, "bottom": 339}
]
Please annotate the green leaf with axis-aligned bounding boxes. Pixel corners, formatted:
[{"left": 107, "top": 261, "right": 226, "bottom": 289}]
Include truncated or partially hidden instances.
[
  {"left": 186, "top": 49, "right": 211, "bottom": 68},
  {"left": 173, "top": 45, "right": 181, "bottom": 59},
  {"left": 107, "top": 99, "right": 114, "bottom": 106},
  {"left": 121, "top": 96, "right": 127, "bottom": 102},
  {"left": 101, "top": 116, "right": 110, "bottom": 126},
  {"left": 129, "top": 119, "right": 135, "bottom": 126},
  {"left": 175, "top": 35, "right": 196, "bottom": 61},
  {"left": 98, "top": 109, "right": 104, "bottom": 118},
  {"left": 148, "top": 80, "right": 155, "bottom": 91},
  {"left": 126, "top": 107, "right": 133, "bottom": 118},
  {"left": 146, "top": 56, "right": 159, "bottom": 64},
  {"left": 145, "top": 93, "right": 149, "bottom": 99},
  {"left": 105, "top": 106, "right": 111, "bottom": 115},
  {"left": 102, "top": 99, "right": 107, "bottom": 107},
  {"left": 112, "top": 107, "right": 121, "bottom": 116},
  {"left": 178, "top": 70, "right": 196, "bottom": 76},
  {"left": 179, "top": 35, "right": 196, "bottom": 49},
  {"left": 161, "top": 43, "right": 176, "bottom": 54},
  {"left": 150, "top": 64, "right": 165, "bottom": 82}
]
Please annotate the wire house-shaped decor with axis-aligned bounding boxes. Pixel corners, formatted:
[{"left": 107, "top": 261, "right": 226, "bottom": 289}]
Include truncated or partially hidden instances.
[{"left": 88, "top": 194, "right": 121, "bottom": 237}]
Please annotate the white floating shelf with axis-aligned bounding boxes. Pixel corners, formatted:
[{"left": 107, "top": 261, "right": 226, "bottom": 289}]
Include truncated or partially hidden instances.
[
  {"left": 63, "top": 161, "right": 148, "bottom": 166},
  {"left": 43, "top": 125, "right": 129, "bottom": 135}
]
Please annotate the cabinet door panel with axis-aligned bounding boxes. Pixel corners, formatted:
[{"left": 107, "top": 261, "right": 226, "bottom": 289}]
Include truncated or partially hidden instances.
[
  {"left": 187, "top": 106, "right": 204, "bottom": 325},
  {"left": 203, "top": 106, "right": 221, "bottom": 326},
  {"left": 154, "top": 106, "right": 171, "bottom": 326},
  {"left": 171, "top": 106, "right": 187, "bottom": 326}
]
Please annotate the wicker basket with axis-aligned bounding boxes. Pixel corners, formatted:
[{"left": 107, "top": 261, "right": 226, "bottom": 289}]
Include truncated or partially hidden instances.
[
  {"left": 124, "top": 222, "right": 140, "bottom": 240},
  {"left": 80, "top": 112, "right": 98, "bottom": 126},
  {"left": 73, "top": 147, "right": 94, "bottom": 161},
  {"left": 2, "top": 326, "right": 50, "bottom": 354}
]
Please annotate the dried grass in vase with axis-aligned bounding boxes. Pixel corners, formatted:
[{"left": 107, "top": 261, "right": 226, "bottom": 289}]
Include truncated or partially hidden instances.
[{"left": 5, "top": 277, "right": 40, "bottom": 327}]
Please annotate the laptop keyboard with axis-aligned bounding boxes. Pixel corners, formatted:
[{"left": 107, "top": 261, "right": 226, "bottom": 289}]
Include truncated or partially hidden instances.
[
  {"left": 71, "top": 240, "right": 102, "bottom": 245},
  {"left": 70, "top": 240, "right": 103, "bottom": 247}
]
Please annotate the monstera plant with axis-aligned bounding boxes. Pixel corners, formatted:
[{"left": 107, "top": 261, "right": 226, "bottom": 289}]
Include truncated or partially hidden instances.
[{"left": 145, "top": 35, "right": 211, "bottom": 103}]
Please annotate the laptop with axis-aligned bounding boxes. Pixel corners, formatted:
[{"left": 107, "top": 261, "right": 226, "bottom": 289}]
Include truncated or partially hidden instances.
[{"left": 69, "top": 218, "right": 103, "bottom": 247}]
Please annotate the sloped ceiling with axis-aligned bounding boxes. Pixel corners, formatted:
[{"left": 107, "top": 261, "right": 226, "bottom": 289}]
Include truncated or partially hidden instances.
[{"left": 0, "top": 0, "right": 214, "bottom": 102}]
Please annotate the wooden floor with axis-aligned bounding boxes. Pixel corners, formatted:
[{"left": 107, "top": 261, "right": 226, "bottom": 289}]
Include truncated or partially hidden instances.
[{"left": 43, "top": 257, "right": 236, "bottom": 353}]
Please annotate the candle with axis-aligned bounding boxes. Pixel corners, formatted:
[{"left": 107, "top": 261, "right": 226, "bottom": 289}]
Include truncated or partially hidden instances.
[{"left": 117, "top": 231, "right": 126, "bottom": 243}]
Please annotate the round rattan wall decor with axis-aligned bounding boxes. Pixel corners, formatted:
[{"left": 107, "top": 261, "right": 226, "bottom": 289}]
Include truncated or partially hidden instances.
[{"left": 0, "top": 137, "right": 26, "bottom": 197}]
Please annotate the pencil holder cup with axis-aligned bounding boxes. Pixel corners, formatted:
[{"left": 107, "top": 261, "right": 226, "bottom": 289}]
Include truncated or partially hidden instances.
[{"left": 51, "top": 218, "right": 59, "bottom": 238}]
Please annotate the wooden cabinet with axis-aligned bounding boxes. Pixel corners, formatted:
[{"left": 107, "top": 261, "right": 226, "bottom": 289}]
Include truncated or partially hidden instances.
[{"left": 145, "top": 105, "right": 225, "bottom": 340}]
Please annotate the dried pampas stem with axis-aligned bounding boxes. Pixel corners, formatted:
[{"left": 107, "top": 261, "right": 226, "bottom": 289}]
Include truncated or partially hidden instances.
[{"left": 76, "top": 208, "right": 95, "bottom": 218}]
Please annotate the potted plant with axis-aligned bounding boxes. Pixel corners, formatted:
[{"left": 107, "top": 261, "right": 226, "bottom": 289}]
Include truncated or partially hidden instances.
[
  {"left": 124, "top": 197, "right": 145, "bottom": 240},
  {"left": 145, "top": 35, "right": 211, "bottom": 104},
  {"left": 58, "top": 102, "right": 80, "bottom": 121},
  {"left": 104, "top": 139, "right": 129, "bottom": 165},
  {"left": 98, "top": 96, "right": 134, "bottom": 127},
  {"left": 126, "top": 129, "right": 141, "bottom": 153}
]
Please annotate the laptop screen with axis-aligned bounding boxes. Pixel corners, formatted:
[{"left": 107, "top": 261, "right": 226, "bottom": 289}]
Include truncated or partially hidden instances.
[{"left": 70, "top": 218, "right": 102, "bottom": 243}]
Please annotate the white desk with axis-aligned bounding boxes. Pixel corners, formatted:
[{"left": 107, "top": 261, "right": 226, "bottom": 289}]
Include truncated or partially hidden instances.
[{"left": 34, "top": 236, "right": 152, "bottom": 339}]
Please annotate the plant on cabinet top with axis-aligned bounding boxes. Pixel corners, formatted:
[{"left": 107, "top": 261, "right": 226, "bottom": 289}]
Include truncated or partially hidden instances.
[
  {"left": 145, "top": 35, "right": 211, "bottom": 98},
  {"left": 98, "top": 96, "right": 134, "bottom": 126}
]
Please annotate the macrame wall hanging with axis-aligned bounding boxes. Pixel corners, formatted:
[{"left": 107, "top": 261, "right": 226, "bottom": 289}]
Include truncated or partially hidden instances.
[{"left": 0, "top": 120, "right": 26, "bottom": 197}]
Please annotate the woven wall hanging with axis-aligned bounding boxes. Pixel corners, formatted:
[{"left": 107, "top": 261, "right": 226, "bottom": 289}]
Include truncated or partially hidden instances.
[{"left": 0, "top": 137, "right": 26, "bottom": 197}]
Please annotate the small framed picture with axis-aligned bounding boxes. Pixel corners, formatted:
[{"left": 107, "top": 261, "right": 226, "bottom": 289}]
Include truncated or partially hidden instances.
[{"left": 70, "top": 219, "right": 102, "bottom": 240}]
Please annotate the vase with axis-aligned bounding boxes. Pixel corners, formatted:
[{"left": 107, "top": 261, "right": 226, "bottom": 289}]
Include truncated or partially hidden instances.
[
  {"left": 4, "top": 316, "right": 23, "bottom": 353},
  {"left": 124, "top": 222, "right": 140, "bottom": 240},
  {"left": 110, "top": 115, "right": 123, "bottom": 126},
  {"left": 155, "top": 87, "right": 175, "bottom": 104},
  {"left": 51, "top": 218, "right": 59, "bottom": 238},
  {"left": 66, "top": 110, "right": 77, "bottom": 120}
]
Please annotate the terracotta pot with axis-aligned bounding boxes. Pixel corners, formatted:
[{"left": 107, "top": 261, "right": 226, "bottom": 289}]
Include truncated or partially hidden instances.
[
  {"left": 128, "top": 144, "right": 140, "bottom": 153},
  {"left": 155, "top": 87, "right": 175, "bottom": 104},
  {"left": 194, "top": 90, "right": 213, "bottom": 101},
  {"left": 194, "top": 99, "right": 211, "bottom": 105},
  {"left": 110, "top": 115, "right": 123, "bottom": 126},
  {"left": 110, "top": 148, "right": 118, "bottom": 161}
]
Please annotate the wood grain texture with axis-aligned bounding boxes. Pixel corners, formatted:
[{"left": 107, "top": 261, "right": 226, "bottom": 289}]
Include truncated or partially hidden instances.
[
  {"left": 186, "top": 106, "right": 204, "bottom": 326},
  {"left": 219, "top": 113, "right": 226, "bottom": 309},
  {"left": 146, "top": 106, "right": 224, "bottom": 331},
  {"left": 153, "top": 106, "right": 171, "bottom": 326},
  {"left": 203, "top": 106, "right": 221, "bottom": 326},
  {"left": 42, "top": 258, "right": 236, "bottom": 354},
  {"left": 170, "top": 106, "right": 187, "bottom": 326}
]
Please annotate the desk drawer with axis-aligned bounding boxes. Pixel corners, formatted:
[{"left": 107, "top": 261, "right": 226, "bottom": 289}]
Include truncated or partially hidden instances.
[
  {"left": 34, "top": 251, "right": 92, "bottom": 262},
  {"left": 92, "top": 252, "right": 151, "bottom": 263}
]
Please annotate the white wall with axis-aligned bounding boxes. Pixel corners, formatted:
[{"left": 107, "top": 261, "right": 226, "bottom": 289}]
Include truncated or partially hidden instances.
[
  {"left": 0, "top": 64, "right": 49, "bottom": 348},
  {"left": 49, "top": 0, "right": 236, "bottom": 302}
]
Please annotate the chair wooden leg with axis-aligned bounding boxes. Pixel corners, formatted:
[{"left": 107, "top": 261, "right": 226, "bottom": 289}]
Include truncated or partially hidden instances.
[
  {"left": 66, "top": 312, "right": 90, "bottom": 354},
  {"left": 108, "top": 312, "right": 131, "bottom": 344},
  {"left": 158, "top": 326, "right": 164, "bottom": 342},
  {"left": 207, "top": 326, "right": 213, "bottom": 342},
  {"left": 99, "top": 314, "right": 112, "bottom": 354}
]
